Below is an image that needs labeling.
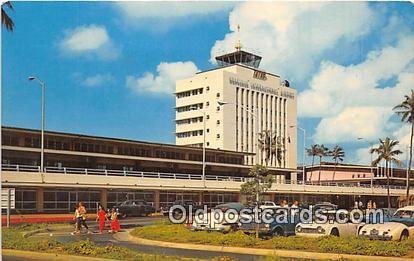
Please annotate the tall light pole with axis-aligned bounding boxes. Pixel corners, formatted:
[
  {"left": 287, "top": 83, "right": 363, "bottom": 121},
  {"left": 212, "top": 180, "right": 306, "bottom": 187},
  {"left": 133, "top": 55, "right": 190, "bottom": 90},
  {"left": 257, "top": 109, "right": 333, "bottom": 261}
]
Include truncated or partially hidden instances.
[
  {"left": 357, "top": 137, "right": 374, "bottom": 188},
  {"left": 290, "top": 125, "right": 306, "bottom": 185},
  {"left": 28, "top": 76, "right": 45, "bottom": 183},
  {"left": 217, "top": 101, "right": 259, "bottom": 164},
  {"left": 190, "top": 106, "right": 206, "bottom": 187}
]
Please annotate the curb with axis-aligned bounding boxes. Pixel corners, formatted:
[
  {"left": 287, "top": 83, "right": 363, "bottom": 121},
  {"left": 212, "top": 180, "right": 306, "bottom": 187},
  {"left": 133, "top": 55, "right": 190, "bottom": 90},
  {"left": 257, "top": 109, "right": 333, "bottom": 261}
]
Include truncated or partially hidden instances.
[
  {"left": 2, "top": 249, "right": 113, "bottom": 261},
  {"left": 124, "top": 233, "right": 411, "bottom": 261}
]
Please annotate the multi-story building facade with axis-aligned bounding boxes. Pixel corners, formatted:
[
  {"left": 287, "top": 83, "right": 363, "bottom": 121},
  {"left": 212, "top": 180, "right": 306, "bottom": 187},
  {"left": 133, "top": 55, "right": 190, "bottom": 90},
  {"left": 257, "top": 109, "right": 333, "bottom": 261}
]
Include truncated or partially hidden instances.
[
  {"left": 1, "top": 127, "right": 413, "bottom": 213},
  {"left": 175, "top": 49, "right": 297, "bottom": 170}
]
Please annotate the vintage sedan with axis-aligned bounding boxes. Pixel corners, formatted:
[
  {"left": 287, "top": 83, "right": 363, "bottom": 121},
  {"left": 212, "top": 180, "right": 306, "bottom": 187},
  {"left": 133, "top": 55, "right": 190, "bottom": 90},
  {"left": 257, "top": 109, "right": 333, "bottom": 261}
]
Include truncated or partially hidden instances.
[
  {"left": 359, "top": 206, "right": 414, "bottom": 241},
  {"left": 191, "top": 202, "right": 244, "bottom": 233},
  {"left": 113, "top": 200, "right": 155, "bottom": 218},
  {"left": 239, "top": 207, "right": 300, "bottom": 236},
  {"left": 295, "top": 210, "right": 363, "bottom": 237}
]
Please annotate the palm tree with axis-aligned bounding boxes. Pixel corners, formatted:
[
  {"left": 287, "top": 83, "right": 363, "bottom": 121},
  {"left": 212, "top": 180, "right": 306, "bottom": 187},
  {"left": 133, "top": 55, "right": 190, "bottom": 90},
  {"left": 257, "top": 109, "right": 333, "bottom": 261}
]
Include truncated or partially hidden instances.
[
  {"left": 371, "top": 137, "right": 403, "bottom": 208},
  {"left": 270, "top": 135, "right": 283, "bottom": 167},
  {"left": 317, "top": 145, "right": 329, "bottom": 184},
  {"left": 393, "top": 90, "right": 414, "bottom": 204},
  {"left": 2, "top": 1, "right": 14, "bottom": 32},
  {"left": 306, "top": 144, "right": 319, "bottom": 182},
  {"left": 330, "top": 145, "right": 345, "bottom": 182}
]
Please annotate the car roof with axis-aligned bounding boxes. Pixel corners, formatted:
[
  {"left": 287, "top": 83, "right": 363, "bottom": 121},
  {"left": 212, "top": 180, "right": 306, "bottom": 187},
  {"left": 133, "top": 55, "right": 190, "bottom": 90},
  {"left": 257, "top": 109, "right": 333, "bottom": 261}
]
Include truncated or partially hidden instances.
[{"left": 396, "top": 206, "right": 414, "bottom": 211}]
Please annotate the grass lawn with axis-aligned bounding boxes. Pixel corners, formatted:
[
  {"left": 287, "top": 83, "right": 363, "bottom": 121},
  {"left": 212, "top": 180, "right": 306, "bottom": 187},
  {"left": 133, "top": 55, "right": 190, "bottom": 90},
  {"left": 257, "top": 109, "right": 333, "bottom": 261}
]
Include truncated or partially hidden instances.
[
  {"left": 2, "top": 223, "right": 198, "bottom": 260},
  {"left": 131, "top": 223, "right": 414, "bottom": 257}
]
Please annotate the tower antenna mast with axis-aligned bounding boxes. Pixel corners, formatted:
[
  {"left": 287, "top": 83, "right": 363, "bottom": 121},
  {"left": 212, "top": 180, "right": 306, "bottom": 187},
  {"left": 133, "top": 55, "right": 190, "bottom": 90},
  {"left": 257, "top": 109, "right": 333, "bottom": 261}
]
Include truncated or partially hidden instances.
[{"left": 235, "top": 24, "right": 242, "bottom": 51}]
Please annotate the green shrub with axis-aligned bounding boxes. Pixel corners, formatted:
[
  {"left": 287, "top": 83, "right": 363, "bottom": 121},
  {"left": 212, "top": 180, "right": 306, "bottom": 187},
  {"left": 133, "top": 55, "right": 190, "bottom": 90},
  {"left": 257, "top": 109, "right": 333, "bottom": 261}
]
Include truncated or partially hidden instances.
[{"left": 131, "top": 224, "right": 413, "bottom": 257}]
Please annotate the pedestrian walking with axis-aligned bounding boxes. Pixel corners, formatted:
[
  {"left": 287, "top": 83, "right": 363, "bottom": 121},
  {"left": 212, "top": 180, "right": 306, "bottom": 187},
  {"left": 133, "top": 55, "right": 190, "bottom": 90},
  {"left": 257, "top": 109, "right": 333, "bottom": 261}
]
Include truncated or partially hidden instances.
[
  {"left": 78, "top": 201, "right": 91, "bottom": 234},
  {"left": 71, "top": 203, "right": 82, "bottom": 235},
  {"left": 109, "top": 208, "right": 121, "bottom": 233},
  {"left": 96, "top": 205, "right": 108, "bottom": 234}
]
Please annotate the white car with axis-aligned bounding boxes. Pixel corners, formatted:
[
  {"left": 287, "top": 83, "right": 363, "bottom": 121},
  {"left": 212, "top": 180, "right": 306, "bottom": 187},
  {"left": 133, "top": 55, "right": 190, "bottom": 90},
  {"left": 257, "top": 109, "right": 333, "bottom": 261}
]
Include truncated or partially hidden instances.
[
  {"left": 191, "top": 202, "right": 244, "bottom": 233},
  {"left": 295, "top": 211, "right": 363, "bottom": 237},
  {"left": 259, "top": 201, "right": 281, "bottom": 210},
  {"left": 359, "top": 206, "right": 414, "bottom": 241}
]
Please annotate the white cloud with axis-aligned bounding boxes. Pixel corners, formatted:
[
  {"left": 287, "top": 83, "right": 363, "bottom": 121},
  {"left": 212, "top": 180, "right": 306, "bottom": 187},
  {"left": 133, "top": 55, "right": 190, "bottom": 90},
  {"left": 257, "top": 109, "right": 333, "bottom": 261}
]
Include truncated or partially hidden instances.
[
  {"left": 210, "top": 2, "right": 375, "bottom": 81},
  {"left": 59, "top": 25, "right": 120, "bottom": 60},
  {"left": 301, "top": 35, "right": 414, "bottom": 144},
  {"left": 81, "top": 74, "right": 115, "bottom": 87},
  {"left": 115, "top": 2, "right": 233, "bottom": 31},
  {"left": 313, "top": 107, "right": 393, "bottom": 144},
  {"left": 126, "top": 61, "right": 199, "bottom": 95}
]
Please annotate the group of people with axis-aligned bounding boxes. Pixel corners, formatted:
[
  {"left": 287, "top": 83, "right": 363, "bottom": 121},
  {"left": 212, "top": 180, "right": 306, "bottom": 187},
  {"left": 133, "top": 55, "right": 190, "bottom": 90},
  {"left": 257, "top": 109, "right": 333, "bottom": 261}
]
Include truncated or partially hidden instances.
[
  {"left": 354, "top": 200, "right": 377, "bottom": 210},
  {"left": 71, "top": 202, "right": 121, "bottom": 235}
]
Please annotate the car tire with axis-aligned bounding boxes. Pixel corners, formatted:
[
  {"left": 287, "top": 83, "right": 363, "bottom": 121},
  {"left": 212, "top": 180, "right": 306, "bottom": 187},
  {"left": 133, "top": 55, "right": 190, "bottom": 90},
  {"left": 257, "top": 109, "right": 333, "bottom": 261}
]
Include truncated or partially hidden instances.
[
  {"left": 400, "top": 230, "right": 409, "bottom": 241},
  {"left": 273, "top": 227, "right": 284, "bottom": 237},
  {"left": 330, "top": 228, "right": 339, "bottom": 237}
]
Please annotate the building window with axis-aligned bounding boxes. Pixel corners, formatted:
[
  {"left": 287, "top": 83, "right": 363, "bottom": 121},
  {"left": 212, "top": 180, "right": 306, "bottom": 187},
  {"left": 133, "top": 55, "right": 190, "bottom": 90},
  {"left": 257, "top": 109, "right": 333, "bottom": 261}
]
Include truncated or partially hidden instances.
[
  {"left": 206, "top": 129, "right": 210, "bottom": 133},
  {"left": 206, "top": 86, "right": 210, "bottom": 91},
  {"left": 216, "top": 106, "right": 220, "bottom": 112},
  {"left": 206, "top": 115, "right": 210, "bottom": 119},
  {"left": 206, "top": 101, "right": 209, "bottom": 106},
  {"left": 216, "top": 92, "right": 220, "bottom": 98},
  {"left": 216, "top": 134, "right": 220, "bottom": 138},
  {"left": 216, "top": 120, "right": 220, "bottom": 125},
  {"left": 206, "top": 142, "right": 210, "bottom": 146}
]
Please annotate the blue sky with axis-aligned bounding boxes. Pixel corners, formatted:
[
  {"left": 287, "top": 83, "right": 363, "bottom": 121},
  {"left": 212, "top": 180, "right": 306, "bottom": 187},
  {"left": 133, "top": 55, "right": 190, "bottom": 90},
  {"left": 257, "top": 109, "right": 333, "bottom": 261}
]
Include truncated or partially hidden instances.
[{"left": 2, "top": 2, "right": 414, "bottom": 165}]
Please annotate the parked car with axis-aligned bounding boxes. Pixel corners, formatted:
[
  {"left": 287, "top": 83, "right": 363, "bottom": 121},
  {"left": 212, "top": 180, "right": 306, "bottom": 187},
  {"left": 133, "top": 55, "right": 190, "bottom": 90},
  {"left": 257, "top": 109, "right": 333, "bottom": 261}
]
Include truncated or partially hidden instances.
[
  {"left": 113, "top": 200, "right": 155, "bottom": 218},
  {"left": 295, "top": 210, "right": 364, "bottom": 237},
  {"left": 359, "top": 206, "right": 414, "bottom": 241},
  {"left": 239, "top": 207, "right": 300, "bottom": 236},
  {"left": 259, "top": 201, "right": 280, "bottom": 210},
  {"left": 191, "top": 202, "right": 244, "bottom": 233},
  {"left": 165, "top": 200, "right": 203, "bottom": 219}
]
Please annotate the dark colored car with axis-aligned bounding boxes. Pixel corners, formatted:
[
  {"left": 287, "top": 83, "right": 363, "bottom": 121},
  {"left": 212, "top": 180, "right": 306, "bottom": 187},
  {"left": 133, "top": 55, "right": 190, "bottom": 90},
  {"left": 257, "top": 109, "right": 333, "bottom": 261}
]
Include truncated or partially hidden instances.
[
  {"left": 165, "top": 200, "right": 204, "bottom": 219},
  {"left": 239, "top": 207, "right": 301, "bottom": 236},
  {"left": 113, "top": 200, "right": 155, "bottom": 218}
]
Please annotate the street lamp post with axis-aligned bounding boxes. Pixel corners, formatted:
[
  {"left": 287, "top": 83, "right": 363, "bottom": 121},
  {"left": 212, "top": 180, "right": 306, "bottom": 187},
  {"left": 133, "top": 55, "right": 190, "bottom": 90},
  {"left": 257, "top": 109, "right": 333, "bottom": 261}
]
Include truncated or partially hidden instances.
[
  {"left": 357, "top": 137, "right": 374, "bottom": 188},
  {"left": 217, "top": 101, "right": 258, "bottom": 164},
  {"left": 290, "top": 126, "right": 306, "bottom": 185},
  {"left": 28, "top": 76, "right": 45, "bottom": 183},
  {"left": 190, "top": 106, "right": 206, "bottom": 187}
]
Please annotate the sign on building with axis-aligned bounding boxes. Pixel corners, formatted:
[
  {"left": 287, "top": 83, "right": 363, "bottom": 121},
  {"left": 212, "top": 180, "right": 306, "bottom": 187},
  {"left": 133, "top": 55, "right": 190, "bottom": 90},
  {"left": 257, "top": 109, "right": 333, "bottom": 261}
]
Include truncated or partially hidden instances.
[{"left": 1, "top": 188, "right": 15, "bottom": 209}]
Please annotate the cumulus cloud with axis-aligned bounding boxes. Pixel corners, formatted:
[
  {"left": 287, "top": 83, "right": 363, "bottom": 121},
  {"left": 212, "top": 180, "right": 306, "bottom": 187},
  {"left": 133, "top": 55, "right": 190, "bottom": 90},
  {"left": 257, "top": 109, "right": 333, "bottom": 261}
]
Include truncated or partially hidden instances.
[
  {"left": 126, "top": 61, "right": 199, "bottom": 95},
  {"left": 313, "top": 107, "right": 393, "bottom": 144},
  {"left": 81, "top": 74, "right": 115, "bottom": 87},
  {"left": 302, "top": 35, "right": 414, "bottom": 144},
  {"left": 59, "top": 25, "right": 120, "bottom": 60},
  {"left": 115, "top": 2, "right": 233, "bottom": 31},
  {"left": 210, "top": 2, "right": 375, "bottom": 81}
]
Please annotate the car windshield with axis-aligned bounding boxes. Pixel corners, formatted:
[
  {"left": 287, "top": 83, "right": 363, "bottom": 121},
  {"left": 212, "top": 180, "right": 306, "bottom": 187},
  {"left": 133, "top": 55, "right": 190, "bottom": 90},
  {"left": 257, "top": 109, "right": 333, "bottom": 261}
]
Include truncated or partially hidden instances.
[{"left": 392, "top": 210, "right": 414, "bottom": 219}]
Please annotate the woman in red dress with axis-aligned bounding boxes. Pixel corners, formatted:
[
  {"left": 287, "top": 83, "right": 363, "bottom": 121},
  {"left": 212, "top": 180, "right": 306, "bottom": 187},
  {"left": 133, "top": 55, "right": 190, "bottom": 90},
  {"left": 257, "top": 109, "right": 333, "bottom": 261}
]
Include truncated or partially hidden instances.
[{"left": 96, "top": 205, "right": 108, "bottom": 233}]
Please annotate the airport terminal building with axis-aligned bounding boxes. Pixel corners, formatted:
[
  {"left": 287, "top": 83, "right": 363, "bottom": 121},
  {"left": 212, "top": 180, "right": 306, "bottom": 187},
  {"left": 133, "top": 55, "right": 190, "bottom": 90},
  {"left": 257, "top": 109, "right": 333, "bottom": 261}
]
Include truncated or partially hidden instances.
[{"left": 2, "top": 48, "right": 413, "bottom": 214}]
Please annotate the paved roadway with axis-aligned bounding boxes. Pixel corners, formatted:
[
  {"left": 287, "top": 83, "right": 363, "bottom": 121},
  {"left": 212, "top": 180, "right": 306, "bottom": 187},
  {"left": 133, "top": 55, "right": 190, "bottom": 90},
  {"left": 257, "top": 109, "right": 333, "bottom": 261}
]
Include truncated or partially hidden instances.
[{"left": 3, "top": 217, "right": 305, "bottom": 261}]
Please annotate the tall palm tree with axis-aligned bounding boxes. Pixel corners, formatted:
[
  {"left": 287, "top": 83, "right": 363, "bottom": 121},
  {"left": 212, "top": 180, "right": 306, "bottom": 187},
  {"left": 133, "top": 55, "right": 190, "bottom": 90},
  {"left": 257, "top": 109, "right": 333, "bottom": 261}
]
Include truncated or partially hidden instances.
[
  {"left": 270, "top": 134, "right": 283, "bottom": 167},
  {"left": 306, "top": 144, "right": 319, "bottom": 182},
  {"left": 371, "top": 137, "right": 403, "bottom": 208},
  {"left": 330, "top": 145, "right": 345, "bottom": 182},
  {"left": 2, "top": 1, "right": 14, "bottom": 32},
  {"left": 393, "top": 90, "right": 414, "bottom": 204},
  {"left": 258, "top": 130, "right": 273, "bottom": 166},
  {"left": 317, "top": 145, "right": 329, "bottom": 184}
]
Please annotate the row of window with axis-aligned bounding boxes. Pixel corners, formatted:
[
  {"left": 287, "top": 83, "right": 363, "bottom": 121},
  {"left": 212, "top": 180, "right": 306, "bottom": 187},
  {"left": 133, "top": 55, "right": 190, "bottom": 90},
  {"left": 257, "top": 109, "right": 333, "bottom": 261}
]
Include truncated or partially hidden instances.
[
  {"left": 3, "top": 133, "right": 241, "bottom": 164},
  {"left": 176, "top": 88, "right": 204, "bottom": 98},
  {"left": 176, "top": 103, "right": 203, "bottom": 113},
  {"left": 176, "top": 116, "right": 203, "bottom": 125},
  {"left": 176, "top": 130, "right": 204, "bottom": 138}
]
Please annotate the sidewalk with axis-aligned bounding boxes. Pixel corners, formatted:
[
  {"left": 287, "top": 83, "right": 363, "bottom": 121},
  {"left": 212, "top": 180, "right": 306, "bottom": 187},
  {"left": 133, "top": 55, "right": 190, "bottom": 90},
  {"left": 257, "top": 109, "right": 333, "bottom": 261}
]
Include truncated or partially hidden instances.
[
  {"left": 1, "top": 213, "right": 96, "bottom": 225},
  {"left": 120, "top": 232, "right": 412, "bottom": 261}
]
